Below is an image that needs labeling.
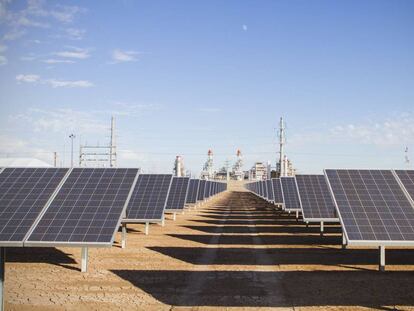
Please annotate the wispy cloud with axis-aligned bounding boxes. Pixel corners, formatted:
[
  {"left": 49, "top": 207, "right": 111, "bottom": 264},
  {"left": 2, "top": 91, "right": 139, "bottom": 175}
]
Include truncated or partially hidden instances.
[
  {"left": 54, "top": 46, "right": 90, "bottom": 59},
  {"left": 290, "top": 112, "right": 414, "bottom": 147},
  {"left": 1, "top": 0, "right": 86, "bottom": 41},
  {"left": 65, "top": 28, "right": 85, "bottom": 40},
  {"left": 0, "top": 44, "right": 7, "bottom": 65},
  {"left": 42, "top": 58, "right": 75, "bottom": 64},
  {"left": 16, "top": 73, "right": 94, "bottom": 88},
  {"left": 110, "top": 49, "right": 140, "bottom": 63}
]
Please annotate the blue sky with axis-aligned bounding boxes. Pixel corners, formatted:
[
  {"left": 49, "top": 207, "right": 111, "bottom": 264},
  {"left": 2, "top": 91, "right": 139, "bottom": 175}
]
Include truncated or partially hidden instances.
[{"left": 0, "top": 0, "right": 413, "bottom": 174}]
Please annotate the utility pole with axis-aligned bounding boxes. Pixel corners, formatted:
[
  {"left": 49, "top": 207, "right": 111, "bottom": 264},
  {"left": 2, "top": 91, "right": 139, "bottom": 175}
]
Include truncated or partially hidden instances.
[
  {"left": 53, "top": 152, "right": 57, "bottom": 167},
  {"left": 278, "top": 117, "right": 285, "bottom": 177},
  {"left": 69, "top": 134, "right": 75, "bottom": 168},
  {"left": 109, "top": 116, "right": 116, "bottom": 168}
]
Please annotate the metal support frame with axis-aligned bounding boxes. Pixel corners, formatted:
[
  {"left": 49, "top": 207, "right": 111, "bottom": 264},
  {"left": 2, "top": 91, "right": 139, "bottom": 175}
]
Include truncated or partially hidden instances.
[
  {"left": 81, "top": 247, "right": 88, "bottom": 273},
  {"left": 306, "top": 221, "right": 309, "bottom": 228},
  {"left": 161, "top": 215, "right": 165, "bottom": 227},
  {"left": 379, "top": 246, "right": 385, "bottom": 272},
  {"left": 121, "top": 224, "right": 127, "bottom": 249},
  {"left": 320, "top": 221, "right": 324, "bottom": 236},
  {"left": 296, "top": 210, "right": 299, "bottom": 221},
  {"left": 145, "top": 222, "right": 149, "bottom": 235},
  {"left": 0, "top": 248, "right": 5, "bottom": 311},
  {"left": 173, "top": 213, "right": 176, "bottom": 221}
]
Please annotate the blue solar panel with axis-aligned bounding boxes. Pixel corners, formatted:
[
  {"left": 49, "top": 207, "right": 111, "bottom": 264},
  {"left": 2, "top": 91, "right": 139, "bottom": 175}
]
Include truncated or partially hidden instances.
[
  {"left": 280, "top": 177, "right": 301, "bottom": 211},
  {"left": 186, "top": 179, "right": 200, "bottom": 204},
  {"left": 165, "top": 177, "right": 190, "bottom": 211}
]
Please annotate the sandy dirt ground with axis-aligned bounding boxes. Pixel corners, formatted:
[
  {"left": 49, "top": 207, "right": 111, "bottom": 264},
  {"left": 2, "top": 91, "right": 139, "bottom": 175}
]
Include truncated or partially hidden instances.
[{"left": 4, "top": 181, "right": 414, "bottom": 310}]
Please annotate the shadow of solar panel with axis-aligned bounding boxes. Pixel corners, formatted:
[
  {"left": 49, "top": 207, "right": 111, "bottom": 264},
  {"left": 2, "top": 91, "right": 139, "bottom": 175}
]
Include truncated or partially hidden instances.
[
  {"left": 166, "top": 177, "right": 190, "bottom": 210},
  {"left": 295, "top": 175, "right": 338, "bottom": 222},
  {"left": 125, "top": 174, "right": 173, "bottom": 221},
  {"left": 281, "top": 177, "right": 301, "bottom": 211},
  {"left": 197, "top": 180, "right": 206, "bottom": 201},
  {"left": 0, "top": 168, "right": 69, "bottom": 246},
  {"left": 325, "top": 169, "right": 414, "bottom": 245},
  {"left": 186, "top": 179, "right": 200, "bottom": 204},
  {"left": 272, "top": 178, "right": 283, "bottom": 204},
  {"left": 26, "top": 168, "right": 138, "bottom": 246}
]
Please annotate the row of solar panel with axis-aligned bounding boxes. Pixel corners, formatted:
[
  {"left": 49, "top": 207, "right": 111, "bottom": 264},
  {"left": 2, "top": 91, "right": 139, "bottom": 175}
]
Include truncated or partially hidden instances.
[
  {"left": 245, "top": 170, "right": 414, "bottom": 246},
  {"left": 0, "top": 167, "right": 227, "bottom": 248}
]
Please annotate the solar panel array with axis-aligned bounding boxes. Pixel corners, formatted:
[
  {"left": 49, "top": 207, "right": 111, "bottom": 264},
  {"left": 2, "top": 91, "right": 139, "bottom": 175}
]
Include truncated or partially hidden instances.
[
  {"left": 295, "top": 174, "right": 338, "bottom": 222},
  {"left": 262, "top": 181, "right": 268, "bottom": 200},
  {"left": 0, "top": 168, "right": 69, "bottom": 246},
  {"left": 325, "top": 169, "right": 414, "bottom": 244},
  {"left": 280, "top": 177, "right": 301, "bottom": 211},
  {"left": 165, "top": 177, "right": 190, "bottom": 211},
  {"left": 27, "top": 168, "right": 138, "bottom": 246},
  {"left": 125, "top": 174, "right": 173, "bottom": 222},
  {"left": 186, "top": 179, "right": 200, "bottom": 204}
]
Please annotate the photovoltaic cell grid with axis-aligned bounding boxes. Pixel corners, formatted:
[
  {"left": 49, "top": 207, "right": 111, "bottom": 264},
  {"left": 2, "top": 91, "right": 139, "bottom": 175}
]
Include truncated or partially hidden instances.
[
  {"left": 295, "top": 174, "right": 338, "bottom": 221},
  {"left": 27, "top": 168, "right": 138, "bottom": 246},
  {"left": 272, "top": 178, "right": 283, "bottom": 204},
  {"left": 394, "top": 170, "right": 414, "bottom": 203},
  {"left": 125, "top": 174, "right": 172, "bottom": 221},
  {"left": 186, "top": 179, "right": 200, "bottom": 204},
  {"left": 258, "top": 181, "right": 263, "bottom": 197},
  {"left": 266, "top": 180, "right": 274, "bottom": 201},
  {"left": 165, "top": 177, "right": 190, "bottom": 210},
  {"left": 262, "top": 181, "right": 268, "bottom": 200},
  {"left": 197, "top": 180, "right": 206, "bottom": 201},
  {"left": 204, "top": 181, "right": 211, "bottom": 198},
  {"left": 0, "top": 168, "right": 69, "bottom": 246},
  {"left": 281, "top": 177, "right": 301, "bottom": 211},
  {"left": 325, "top": 169, "right": 414, "bottom": 244}
]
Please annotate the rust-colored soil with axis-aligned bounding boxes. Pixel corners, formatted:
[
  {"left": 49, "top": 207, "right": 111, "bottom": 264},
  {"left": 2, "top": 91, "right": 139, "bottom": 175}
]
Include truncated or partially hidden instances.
[{"left": 5, "top": 183, "right": 414, "bottom": 310}]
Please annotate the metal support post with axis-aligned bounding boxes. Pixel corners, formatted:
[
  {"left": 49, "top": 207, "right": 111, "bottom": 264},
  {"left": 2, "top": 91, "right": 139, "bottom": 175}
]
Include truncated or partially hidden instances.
[
  {"left": 379, "top": 246, "right": 385, "bottom": 272},
  {"left": 320, "top": 221, "right": 324, "bottom": 236},
  {"left": 81, "top": 247, "right": 88, "bottom": 273},
  {"left": 306, "top": 221, "right": 309, "bottom": 228},
  {"left": 173, "top": 213, "right": 176, "bottom": 221},
  {"left": 121, "top": 224, "right": 127, "bottom": 249},
  {"left": 342, "top": 233, "right": 347, "bottom": 249},
  {"left": 161, "top": 215, "right": 165, "bottom": 227},
  {"left": 296, "top": 210, "right": 299, "bottom": 221},
  {"left": 145, "top": 222, "right": 149, "bottom": 235}
]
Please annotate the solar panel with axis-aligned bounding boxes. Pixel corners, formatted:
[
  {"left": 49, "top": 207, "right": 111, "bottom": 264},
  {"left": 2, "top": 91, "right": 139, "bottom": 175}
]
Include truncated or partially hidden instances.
[
  {"left": 295, "top": 175, "right": 338, "bottom": 222},
  {"left": 280, "top": 177, "right": 301, "bottom": 211},
  {"left": 204, "top": 181, "right": 211, "bottom": 199},
  {"left": 0, "top": 167, "right": 69, "bottom": 247},
  {"left": 165, "top": 177, "right": 190, "bottom": 211},
  {"left": 124, "top": 174, "right": 172, "bottom": 222},
  {"left": 26, "top": 168, "right": 138, "bottom": 247},
  {"left": 262, "top": 181, "right": 269, "bottom": 200},
  {"left": 272, "top": 178, "right": 283, "bottom": 204},
  {"left": 258, "top": 181, "right": 263, "bottom": 197},
  {"left": 186, "top": 179, "right": 200, "bottom": 204},
  {"left": 197, "top": 180, "right": 206, "bottom": 201},
  {"left": 266, "top": 180, "right": 274, "bottom": 201},
  {"left": 325, "top": 169, "right": 414, "bottom": 245},
  {"left": 394, "top": 170, "right": 414, "bottom": 204}
]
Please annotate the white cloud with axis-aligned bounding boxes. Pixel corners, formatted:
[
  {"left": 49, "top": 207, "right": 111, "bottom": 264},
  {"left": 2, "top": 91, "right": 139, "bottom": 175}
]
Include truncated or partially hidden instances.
[
  {"left": 111, "top": 49, "right": 140, "bottom": 63},
  {"left": 54, "top": 46, "right": 90, "bottom": 59},
  {"left": 16, "top": 74, "right": 41, "bottom": 83},
  {"left": 15, "top": 74, "right": 94, "bottom": 88},
  {"left": 42, "top": 58, "right": 75, "bottom": 64},
  {"left": 46, "top": 79, "right": 93, "bottom": 88},
  {"left": 65, "top": 28, "right": 85, "bottom": 40}
]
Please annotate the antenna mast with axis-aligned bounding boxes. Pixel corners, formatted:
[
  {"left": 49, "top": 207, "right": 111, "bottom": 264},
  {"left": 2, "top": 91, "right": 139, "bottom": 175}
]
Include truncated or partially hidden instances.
[{"left": 278, "top": 117, "right": 285, "bottom": 177}]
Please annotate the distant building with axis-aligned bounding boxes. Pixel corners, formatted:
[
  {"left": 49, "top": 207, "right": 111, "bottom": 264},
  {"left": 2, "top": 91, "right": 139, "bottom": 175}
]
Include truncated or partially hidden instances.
[{"left": 249, "top": 162, "right": 267, "bottom": 180}]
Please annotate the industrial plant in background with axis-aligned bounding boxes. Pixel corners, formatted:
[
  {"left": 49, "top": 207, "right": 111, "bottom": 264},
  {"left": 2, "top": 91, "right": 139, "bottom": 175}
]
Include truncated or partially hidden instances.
[{"left": 200, "top": 149, "right": 214, "bottom": 180}]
